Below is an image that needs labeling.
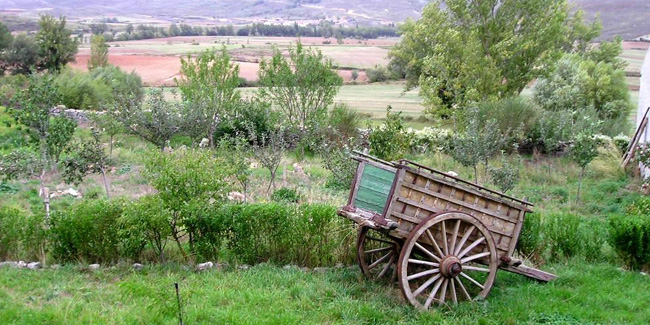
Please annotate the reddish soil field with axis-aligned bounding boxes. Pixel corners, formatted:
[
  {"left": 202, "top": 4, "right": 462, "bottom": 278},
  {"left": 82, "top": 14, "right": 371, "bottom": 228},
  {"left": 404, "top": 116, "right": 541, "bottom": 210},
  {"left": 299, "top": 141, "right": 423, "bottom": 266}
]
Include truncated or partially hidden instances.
[
  {"left": 71, "top": 54, "right": 365, "bottom": 86},
  {"left": 623, "top": 41, "right": 650, "bottom": 50}
]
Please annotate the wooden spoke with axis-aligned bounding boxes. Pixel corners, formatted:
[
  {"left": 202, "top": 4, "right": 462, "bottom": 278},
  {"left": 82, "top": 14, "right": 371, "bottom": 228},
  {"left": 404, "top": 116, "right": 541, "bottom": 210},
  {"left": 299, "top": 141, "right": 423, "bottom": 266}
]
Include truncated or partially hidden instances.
[
  {"left": 366, "top": 236, "right": 394, "bottom": 245},
  {"left": 454, "top": 277, "right": 471, "bottom": 300},
  {"left": 457, "top": 236, "right": 486, "bottom": 259},
  {"left": 365, "top": 246, "right": 393, "bottom": 255},
  {"left": 377, "top": 253, "right": 396, "bottom": 279},
  {"left": 441, "top": 220, "right": 449, "bottom": 255},
  {"left": 454, "top": 225, "right": 475, "bottom": 256},
  {"left": 460, "top": 251, "right": 491, "bottom": 264},
  {"left": 425, "top": 229, "right": 445, "bottom": 258},
  {"left": 408, "top": 259, "right": 439, "bottom": 267},
  {"left": 450, "top": 277, "right": 458, "bottom": 304},
  {"left": 407, "top": 268, "right": 440, "bottom": 281},
  {"left": 449, "top": 219, "right": 461, "bottom": 254},
  {"left": 463, "top": 265, "right": 490, "bottom": 273},
  {"left": 415, "top": 242, "right": 441, "bottom": 262},
  {"left": 423, "top": 276, "right": 444, "bottom": 309},
  {"left": 438, "top": 278, "right": 449, "bottom": 306},
  {"left": 413, "top": 274, "right": 442, "bottom": 297},
  {"left": 368, "top": 251, "right": 393, "bottom": 270},
  {"left": 460, "top": 272, "right": 485, "bottom": 290}
]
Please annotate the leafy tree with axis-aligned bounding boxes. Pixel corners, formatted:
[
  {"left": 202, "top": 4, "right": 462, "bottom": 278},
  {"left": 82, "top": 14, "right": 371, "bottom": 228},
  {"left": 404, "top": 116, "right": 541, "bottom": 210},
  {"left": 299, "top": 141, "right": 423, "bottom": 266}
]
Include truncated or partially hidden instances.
[
  {"left": 46, "top": 116, "right": 76, "bottom": 165},
  {"left": 3, "top": 34, "right": 40, "bottom": 75},
  {"left": 258, "top": 41, "right": 342, "bottom": 129},
  {"left": 570, "top": 129, "right": 599, "bottom": 202},
  {"left": 218, "top": 137, "right": 252, "bottom": 202},
  {"left": 389, "top": 0, "right": 598, "bottom": 116},
  {"left": 368, "top": 106, "right": 411, "bottom": 161},
  {"left": 89, "top": 110, "right": 123, "bottom": 155},
  {"left": 534, "top": 53, "right": 631, "bottom": 134},
  {"left": 177, "top": 47, "right": 241, "bottom": 147},
  {"left": 62, "top": 129, "right": 111, "bottom": 198},
  {"left": 115, "top": 88, "right": 182, "bottom": 150},
  {"left": 143, "top": 148, "right": 232, "bottom": 260},
  {"left": 448, "top": 107, "right": 503, "bottom": 183},
  {"left": 35, "top": 15, "right": 79, "bottom": 73},
  {"left": 0, "top": 21, "right": 11, "bottom": 51},
  {"left": 126, "top": 23, "right": 134, "bottom": 34},
  {"left": 89, "top": 23, "right": 108, "bottom": 35},
  {"left": 488, "top": 152, "right": 520, "bottom": 193},
  {"left": 7, "top": 74, "right": 62, "bottom": 219},
  {"left": 88, "top": 35, "right": 109, "bottom": 70},
  {"left": 250, "top": 127, "right": 287, "bottom": 191}
]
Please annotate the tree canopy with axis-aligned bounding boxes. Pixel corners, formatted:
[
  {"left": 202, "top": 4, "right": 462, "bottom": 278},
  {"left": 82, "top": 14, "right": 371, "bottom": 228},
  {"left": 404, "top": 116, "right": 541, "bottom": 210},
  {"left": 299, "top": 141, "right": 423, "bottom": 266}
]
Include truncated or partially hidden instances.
[
  {"left": 390, "top": 0, "right": 600, "bottom": 116},
  {"left": 36, "top": 15, "right": 79, "bottom": 73},
  {"left": 88, "top": 35, "right": 109, "bottom": 70}
]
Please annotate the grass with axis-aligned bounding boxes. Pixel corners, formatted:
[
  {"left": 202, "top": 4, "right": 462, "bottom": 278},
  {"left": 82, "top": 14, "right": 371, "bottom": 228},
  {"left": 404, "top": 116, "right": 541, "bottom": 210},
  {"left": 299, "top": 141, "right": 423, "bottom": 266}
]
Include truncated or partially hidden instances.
[{"left": 1, "top": 261, "right": 649, "bottom": 324}]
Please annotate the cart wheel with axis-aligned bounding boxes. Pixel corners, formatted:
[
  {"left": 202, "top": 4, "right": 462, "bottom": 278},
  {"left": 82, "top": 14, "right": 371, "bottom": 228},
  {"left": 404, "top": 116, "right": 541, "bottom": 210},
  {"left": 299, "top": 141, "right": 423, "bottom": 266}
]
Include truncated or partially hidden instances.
[
  {"left": 357, "top": 226, "right": 400, "bottom": 281},
  {"left": 397, "top": 212, "right": 498, "bottom": 310}
]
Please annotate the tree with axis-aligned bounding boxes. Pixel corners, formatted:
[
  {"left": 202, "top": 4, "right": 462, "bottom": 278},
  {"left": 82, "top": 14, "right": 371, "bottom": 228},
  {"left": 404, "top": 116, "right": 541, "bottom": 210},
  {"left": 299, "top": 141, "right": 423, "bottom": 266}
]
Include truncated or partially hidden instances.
[
  {"left": 250, "top": 128, "right": 287, "bottom": 191},
  {"left": 88, "top": 35, "right": 109, "bottom": 70},
  {"left": 177, "top": 47, "right": 241, "bottom": 147},
  {"left": 62, "top": 129, "right": 111, "bottom": 199},
  {"left": 258, "top": 41, "right": 342, "bottom": 129},
  {"left": 488, "top": 152, "right": 520, "bottom": 194},
  {"left": 7, "top": 74, "right": 63, "bottom": 219},
  {"left": 89, "top": 23, "right": 108, "bottom": 35},
  {"left": 115, "top": 88, "right": 182, "bottom": 151},
  {"left": 0, "top": 21, "right": 11, "bottom": 51},
  {"left": 3, "top": 34, "right": 40, "bottom": 75},
  {"left": 36, "top": 15, "right": 79, "bottom": 73},
  {"left": 126, "top": 24, "right": 134, "bottom": 34},
  {"left": 570, "top": 129, "right": 599, "bottom": 202},
  {"left": 368, "top": 106, "right": 411, "bottom": 161},
  {"left": 89, "top": 110, "right": 123, "bottom": 155},
  {"left": 143, "top": 148, "right": 232, "bottom": 260},
  {"left": 389, "top": 0, "right": 598, "bottom": 116},
  {"left": 46, "top": 116, "right": 76, "bottom": 165},
  {"left": 218, "top": 137, "right": 252, "bottom": 203}
]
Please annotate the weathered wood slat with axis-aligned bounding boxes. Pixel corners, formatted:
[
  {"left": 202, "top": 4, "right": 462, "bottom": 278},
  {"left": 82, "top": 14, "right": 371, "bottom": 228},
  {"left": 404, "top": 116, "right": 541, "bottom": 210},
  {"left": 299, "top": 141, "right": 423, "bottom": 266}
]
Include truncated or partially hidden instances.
[
  {"left": 400, "top": 182, "right": 520, "bottom": 229},
  {"left": 500, "top": 264, "right": 557, "bottom": 282}
]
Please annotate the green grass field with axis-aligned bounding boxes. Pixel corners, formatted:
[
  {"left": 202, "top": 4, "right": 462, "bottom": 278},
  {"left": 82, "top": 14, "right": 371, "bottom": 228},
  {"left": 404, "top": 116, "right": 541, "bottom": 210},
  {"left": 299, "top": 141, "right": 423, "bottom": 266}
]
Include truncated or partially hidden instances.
[{"left": 1, "top": 262, "right": 648, "bottom": 324}]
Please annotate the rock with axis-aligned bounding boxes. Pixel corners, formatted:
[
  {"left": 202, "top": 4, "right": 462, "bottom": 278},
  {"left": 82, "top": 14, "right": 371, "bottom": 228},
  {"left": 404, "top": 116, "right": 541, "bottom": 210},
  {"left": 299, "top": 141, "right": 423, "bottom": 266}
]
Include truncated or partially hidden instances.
[
  {"left": 196, "top": 262, "right": 214, "bottom": 272},
  {"left": 446, "top": 171, "right": 459, "bottom": 177},
  {"left": 283, "top": 265, "right": 293, "bottom": 270},
  {"left": 66, "top": 188, "right": 82, "bottom": 198},
  {"left": 335, "top": 263, "right": 344, "bottom": 269},
  {"left": 89, "top": 264, "right": 100, "bottom": 270},
  {"left": 227, "top": 191, "right": 246, "bottom": 202},
  {"left": 0, "top": 261, "right": 19, "bottom": 268},
  {"left": 301, "top": 267, "right": 309, "bottom": 272},
  {"left": 17, "top": 261, "right": 26, "bottom": 268},
  {"left": 641, "top": 272, "right": 647, "bottom": 276},
  {"left": 27, "top": 262, "right": 42, "bottom": 270},
  {"left": 313, "top": 267, "right": 329, "bottom": 273},
  {"left": 238, "top": 264, "right": 250, "bottom": 270},
  {"left": 132, "top": 263, "right": 143, "bottom": 270},
  {"left": 199, "top": 138, "right": 210, "bottom": 148},
  {"left": 50, "top": 264, "right": 62, "bottom": 269},
  {"left": 249, "top": 162, "right": 259, "bottom": 169}
]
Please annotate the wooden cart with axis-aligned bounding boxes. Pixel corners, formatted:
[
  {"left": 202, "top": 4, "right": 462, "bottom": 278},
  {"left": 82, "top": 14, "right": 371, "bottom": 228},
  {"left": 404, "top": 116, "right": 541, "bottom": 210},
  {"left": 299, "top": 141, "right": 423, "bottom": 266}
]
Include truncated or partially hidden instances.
[{"left": 338, "top": 152, "right": 556, "bottom": 310}]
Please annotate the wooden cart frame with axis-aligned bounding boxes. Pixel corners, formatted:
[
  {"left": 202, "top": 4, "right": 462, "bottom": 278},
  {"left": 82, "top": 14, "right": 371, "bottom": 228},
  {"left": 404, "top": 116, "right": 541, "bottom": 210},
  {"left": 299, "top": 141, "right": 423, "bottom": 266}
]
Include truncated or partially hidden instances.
[{"left": 338, "top": 152, "right": 555, "bottom": 309}]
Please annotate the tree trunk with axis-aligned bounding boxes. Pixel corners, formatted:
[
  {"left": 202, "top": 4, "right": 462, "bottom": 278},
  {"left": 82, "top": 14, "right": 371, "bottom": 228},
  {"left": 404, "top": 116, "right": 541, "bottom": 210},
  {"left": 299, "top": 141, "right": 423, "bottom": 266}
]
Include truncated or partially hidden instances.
[
  {"left": 39, "top": 168, "right": 50, "bottom": 223},
  {"left": 473, "top": 165, "right": 478, "bottom": 184},
  {"left": 268, "top": 171, "right": 276, "bottom": 192},
  {"left": 101, "top": 167, "right": 111, "bottom": 199},
  {"left": 109, "top": 134, "right": 114, "bottom": 156},
  {"left": 576, "top": 166, "right": 585, "bottom": 203}
]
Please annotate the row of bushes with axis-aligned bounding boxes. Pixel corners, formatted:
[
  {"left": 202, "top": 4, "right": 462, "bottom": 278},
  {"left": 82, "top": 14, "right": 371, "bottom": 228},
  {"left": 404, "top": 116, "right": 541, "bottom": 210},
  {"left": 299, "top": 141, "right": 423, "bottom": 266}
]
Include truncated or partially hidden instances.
[
  {"left": 518, "top": 207, "right": 650, "bottom": 270},
  {"left": 0, "top": 199, "right": 356, "bottom": 267}
]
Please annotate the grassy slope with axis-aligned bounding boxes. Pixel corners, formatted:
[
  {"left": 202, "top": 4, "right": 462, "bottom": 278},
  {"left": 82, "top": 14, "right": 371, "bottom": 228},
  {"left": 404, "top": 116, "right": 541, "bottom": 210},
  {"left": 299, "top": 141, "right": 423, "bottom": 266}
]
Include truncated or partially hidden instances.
[{"left": 1, "top": 262, "right": 649, "bottom": 324}]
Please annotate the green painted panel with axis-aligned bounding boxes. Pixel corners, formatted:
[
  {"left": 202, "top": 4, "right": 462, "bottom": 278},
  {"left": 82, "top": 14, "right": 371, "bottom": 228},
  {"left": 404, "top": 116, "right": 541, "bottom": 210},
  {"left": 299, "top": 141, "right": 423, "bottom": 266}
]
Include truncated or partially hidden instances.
[{"left": 354, "top": 164, "right": 396, "bottom": 214}]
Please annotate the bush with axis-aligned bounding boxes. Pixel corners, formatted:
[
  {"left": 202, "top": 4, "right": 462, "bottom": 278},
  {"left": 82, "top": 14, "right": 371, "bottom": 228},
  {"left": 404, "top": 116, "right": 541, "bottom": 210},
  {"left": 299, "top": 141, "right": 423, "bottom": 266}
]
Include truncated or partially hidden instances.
[
  {"left": 55, "top": 70, "right": 113, "bottom": 110},
  {"left": 271, "top": 187, "right": 300, "bottom": 203},
  {"left": 477, "top": 98, "right": 539, "bottom": 149},
  {"left": 608, "top": 214, "right": 650, "bottom": 270},
  {"left": 120, "top": 195, "right": 171, "bottom": 262},
  {"left": 546, "top": 213, "right": 583, "bottom": 261},
  {"left": 213, "top": 99, "right": 276, "bottom": 144},
  {"left": 49, "top": 199, "right": 124, "bottom": 263},
  {"left": 366, "top": 65, "right": 393, "bottom": 83},
  {"left": 0, "top": 205, "right": 28, "bottom": 260},
  {"left": 517, "top": 213, "right": 543, "bottom": 261},
  {"left": 368, "top": 106, "right": 412, "bottom": 161}
]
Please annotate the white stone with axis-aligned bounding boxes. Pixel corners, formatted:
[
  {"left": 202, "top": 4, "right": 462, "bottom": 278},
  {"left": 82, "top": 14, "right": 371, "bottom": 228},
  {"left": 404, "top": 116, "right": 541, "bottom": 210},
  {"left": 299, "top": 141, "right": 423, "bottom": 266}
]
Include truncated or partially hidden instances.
[
  {"left": 446, "top": 171, "right": 459, "bottom": 177},
  {"left": 89, "top": 264, "right": 100, "bottom": 270},
  {"left": 132, "top": 263, "right": 143, "bottom": 270},
  {"left": 17, "top": 261, "right": 26, "bottom": 268},
  {"left": 27, "top": 262, "right": 42, "bottom": 269},
  {"left": 313, "top": 267, "right": 329, "bottom": 273},
  {"left": 196, "top": 262, "right": 214, "bottom": 271},
  {"left": 199, "top": 138, "right": 210, "bottom": 148},
  {"left": 227, "top": 191, "right": 246, "bottom": 202},
  {"left": 238, "top": 264, "right": 250, "bottom": 270},
  {"left": 0, "top": 261, "right": 19, "bottom": 268}
]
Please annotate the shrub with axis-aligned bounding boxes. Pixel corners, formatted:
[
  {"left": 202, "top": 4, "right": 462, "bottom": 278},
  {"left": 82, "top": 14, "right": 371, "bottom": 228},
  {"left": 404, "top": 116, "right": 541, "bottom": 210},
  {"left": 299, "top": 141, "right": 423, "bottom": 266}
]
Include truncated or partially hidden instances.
[
  {"left": 320, "top": 144, "right": 357, "bottom": 190},
  {"left": 546, "top": 213, "right": 582, "bottom": 261},
  {"left": 326, "top": 103, "right": 360, "bottom": 143},
  {"left": 612, "top": 134, "right": 630, "bottom": 153},
  {"left": 477, "top": 98, "right": 539, "bottom": 149},
  {"left": 366, "top": 65, "right": 391, "bottom": 83},
  {"left": 55, "top": 69, "right": 113, "bottom": 110},
  {"left": 517, "top": 213, "right": 543, "bottom": 262},
  {"left": 292, "top": 204, "right": 353, "bottom": 266},
  {"left": 0, "top": 205, "right": 28, "bottom": 260},
  {"left": 368, "top": 106, "right": 412, "bottom": 161},
  {"left": 49, "top": 199, "right": 124, "bottom": 263},
  {"left": 581, "top": 218, "right": 607, "bottom": 262},
  {"left": 271, "top": 187, "right": 300, "bottom": 203},
  {"left": 120, "top": 195, "right": 171, "bottom": 262},
  {"left": 408, "top": 127, "right": 450, "bottom": 154},
  {"left": 608, "top": 214, "right": 650, "bottom": 270}
]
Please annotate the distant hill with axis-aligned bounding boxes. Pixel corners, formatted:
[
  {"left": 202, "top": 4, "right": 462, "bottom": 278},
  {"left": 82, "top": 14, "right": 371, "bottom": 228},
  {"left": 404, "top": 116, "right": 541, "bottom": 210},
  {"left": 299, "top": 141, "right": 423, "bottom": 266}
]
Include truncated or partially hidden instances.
[{"left": 1, "top": 0, "right": 648, "bottom": 39}]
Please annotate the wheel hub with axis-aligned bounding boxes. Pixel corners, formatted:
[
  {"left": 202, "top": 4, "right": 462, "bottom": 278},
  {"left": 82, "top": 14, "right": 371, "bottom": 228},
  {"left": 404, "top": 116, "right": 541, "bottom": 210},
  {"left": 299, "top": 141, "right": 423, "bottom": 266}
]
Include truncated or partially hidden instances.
[{"left": 440, "top": 256, "right": 462, "bottom": 278}]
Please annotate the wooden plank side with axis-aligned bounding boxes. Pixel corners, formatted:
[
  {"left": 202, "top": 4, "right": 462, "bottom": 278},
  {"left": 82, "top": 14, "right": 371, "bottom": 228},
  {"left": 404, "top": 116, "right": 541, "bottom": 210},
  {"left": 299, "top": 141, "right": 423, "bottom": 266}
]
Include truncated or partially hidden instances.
[{"left": 353, "top": 164, "right": 396, "bottom": 214}]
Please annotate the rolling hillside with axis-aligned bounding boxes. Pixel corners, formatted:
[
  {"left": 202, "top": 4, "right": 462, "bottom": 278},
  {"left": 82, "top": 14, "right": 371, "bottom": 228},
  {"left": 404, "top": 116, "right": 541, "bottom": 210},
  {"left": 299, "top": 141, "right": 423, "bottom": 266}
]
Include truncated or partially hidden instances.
[{"left": 0, "top": 0, "right": 648, "bottom": 39}]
